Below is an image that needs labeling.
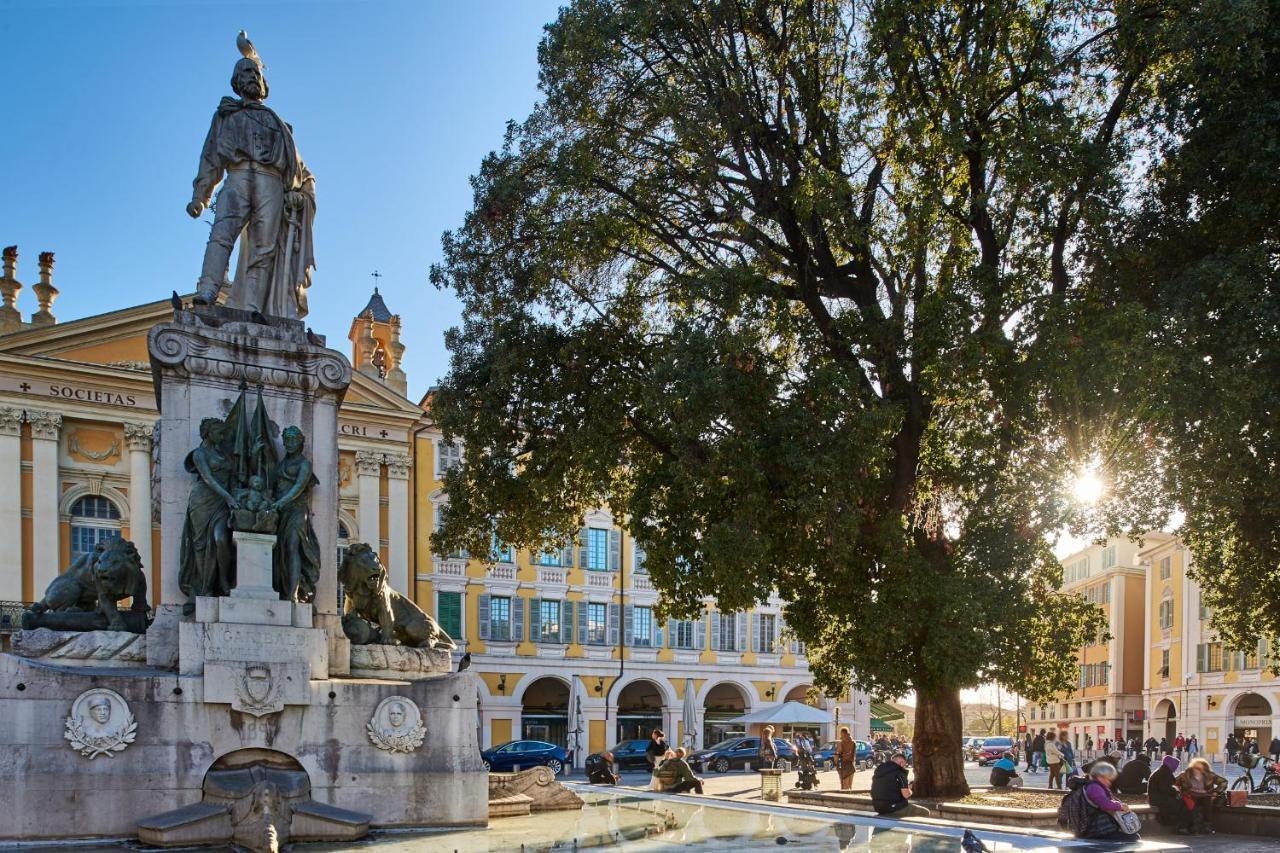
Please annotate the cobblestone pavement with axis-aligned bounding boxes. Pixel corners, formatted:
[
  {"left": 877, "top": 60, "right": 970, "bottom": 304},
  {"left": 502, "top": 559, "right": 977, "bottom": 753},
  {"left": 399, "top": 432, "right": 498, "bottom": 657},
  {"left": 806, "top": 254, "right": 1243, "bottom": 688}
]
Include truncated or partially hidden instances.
[{"left": 563, "top": 763, "right": 1280, "bottom": 851}]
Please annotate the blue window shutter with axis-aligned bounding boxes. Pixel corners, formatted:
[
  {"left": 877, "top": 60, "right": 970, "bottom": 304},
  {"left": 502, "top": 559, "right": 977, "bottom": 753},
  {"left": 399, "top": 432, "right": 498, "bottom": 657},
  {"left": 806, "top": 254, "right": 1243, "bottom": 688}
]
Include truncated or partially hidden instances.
[
  {"left": 607, "top": 603, "right": 620, "bottom": 646},
  {"left": 579, "top": 526, "right": 590, "bottom": 567},
  {"left": 736, "top": 612, "right": 748, "bottom": 653},
  {"left": 577, "top": 601, "right": 588, "bottom": 644},
  {"left": 560, "top": 600, "right": 571, "bottom": 643},
  {"left": 623, "top": 604, "right": 634, "bottom": 647},
  {"left": 478, "top": 593, "right": 491, "bottom": 640},
  {"left": 529, "top": 597, "right": 542, "bottom": 643},
  {"left": 609, "top": 529, "right": 622, "bottom": 571},
  {"left": 696, "top": 613, "right": 707, "bottom": 650},
  {"left": 511, "top": 596, "right": 525, "bottom": 642},
  {"left": 751, "top": 612, "right": 761, "bottom": 653},
  {"left": 710, "top": 612, "right": 721, "bottom": 651}
]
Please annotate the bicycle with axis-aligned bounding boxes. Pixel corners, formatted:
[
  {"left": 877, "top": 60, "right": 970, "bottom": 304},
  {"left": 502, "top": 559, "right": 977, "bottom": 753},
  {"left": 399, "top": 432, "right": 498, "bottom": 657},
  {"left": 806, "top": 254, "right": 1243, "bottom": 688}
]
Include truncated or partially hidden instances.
[{"left": 1230, "top": 754, "right": 1280, "bottom": 794}]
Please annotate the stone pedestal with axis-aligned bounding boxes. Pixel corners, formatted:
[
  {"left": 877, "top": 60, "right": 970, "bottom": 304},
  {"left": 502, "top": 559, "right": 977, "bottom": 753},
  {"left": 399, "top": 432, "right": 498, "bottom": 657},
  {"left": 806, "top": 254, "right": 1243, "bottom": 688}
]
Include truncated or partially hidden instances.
[{"left": 147, "top": 305, "right": 352, "bottom": 670}]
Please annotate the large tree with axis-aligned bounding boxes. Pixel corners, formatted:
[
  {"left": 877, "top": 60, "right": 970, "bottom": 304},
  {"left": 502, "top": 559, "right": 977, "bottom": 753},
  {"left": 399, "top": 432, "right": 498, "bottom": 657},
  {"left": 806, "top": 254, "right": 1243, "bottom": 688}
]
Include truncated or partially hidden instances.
[
  {"left": 1095, "top": 0, "right": 1280, "bottom": 661},
  {"left": 431, "top": 0, "right": 1152, "bottom": 795}
]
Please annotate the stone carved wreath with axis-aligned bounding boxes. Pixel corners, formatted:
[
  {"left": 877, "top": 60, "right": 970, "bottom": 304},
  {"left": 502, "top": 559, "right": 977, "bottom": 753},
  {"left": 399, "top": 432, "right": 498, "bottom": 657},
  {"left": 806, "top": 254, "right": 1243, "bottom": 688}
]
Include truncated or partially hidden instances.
[
  {"left": 64, "top": 688, "right": 137, "bottom": 759},
  {"left": 366, "top": 695, "right": 426, "bottom": 754}
]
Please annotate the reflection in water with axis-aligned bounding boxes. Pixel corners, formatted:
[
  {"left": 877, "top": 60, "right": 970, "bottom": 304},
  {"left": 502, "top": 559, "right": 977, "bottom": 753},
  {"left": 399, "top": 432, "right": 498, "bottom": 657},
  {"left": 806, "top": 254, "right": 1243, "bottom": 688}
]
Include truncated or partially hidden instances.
[{"left": 303, "top": 789, "right": 1080, "bottom": 852}]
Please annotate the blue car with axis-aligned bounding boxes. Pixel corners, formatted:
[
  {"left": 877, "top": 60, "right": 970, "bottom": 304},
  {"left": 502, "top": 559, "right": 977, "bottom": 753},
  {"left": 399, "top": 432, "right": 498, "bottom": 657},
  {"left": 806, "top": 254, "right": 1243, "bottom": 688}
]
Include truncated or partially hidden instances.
[
  {"left": 481, "top": 739, "right": 569, "bottom": 775},
  {"left": 814, "top": 739, "right": 873, "bottom": 769},
  {"left": 688, "top": 736, "right": 798, "bottom": 773}
]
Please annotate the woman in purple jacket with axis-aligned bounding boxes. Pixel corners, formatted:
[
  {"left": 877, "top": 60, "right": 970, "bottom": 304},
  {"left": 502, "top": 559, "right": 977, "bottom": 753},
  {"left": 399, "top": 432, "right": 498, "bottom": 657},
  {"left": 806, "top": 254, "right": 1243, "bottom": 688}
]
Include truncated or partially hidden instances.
[{"left": 1079, "top": 763, "right": 1141, "bottom": 842}]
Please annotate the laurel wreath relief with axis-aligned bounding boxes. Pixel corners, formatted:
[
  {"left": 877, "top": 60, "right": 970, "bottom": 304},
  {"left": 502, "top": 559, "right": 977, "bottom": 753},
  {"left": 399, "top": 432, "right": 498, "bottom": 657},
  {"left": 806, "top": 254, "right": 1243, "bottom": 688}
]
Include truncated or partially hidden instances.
[
  {"left": 366, "top": 718, "right": 425, "bottom": 753},
  {"left": 64, "top": 712, "right": 137, "bottom": 759}
]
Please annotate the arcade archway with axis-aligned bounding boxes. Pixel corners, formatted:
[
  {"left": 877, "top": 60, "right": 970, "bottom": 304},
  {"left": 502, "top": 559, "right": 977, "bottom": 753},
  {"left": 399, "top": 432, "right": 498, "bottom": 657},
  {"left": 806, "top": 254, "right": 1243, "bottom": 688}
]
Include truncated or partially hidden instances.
[
  {"left": 1231, "top": 692, "right": 1274, "bottom": 749},
  {"left": 1152, "top": 698, "right": 1177, "bottom": 744},
  {"left": 703, "top": 682, "right": 749, "bottom": 747},
  {"left": 521, "top": 677, "right": 569, "bottom": 748},
  {"left": 616, "top": 679, "right": 665, "bottom": 742}
]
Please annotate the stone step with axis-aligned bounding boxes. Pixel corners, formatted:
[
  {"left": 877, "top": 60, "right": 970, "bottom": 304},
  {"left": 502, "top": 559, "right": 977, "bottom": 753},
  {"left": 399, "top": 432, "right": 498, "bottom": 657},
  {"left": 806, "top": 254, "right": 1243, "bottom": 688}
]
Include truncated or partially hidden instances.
[{"left": 489, "top": 793, "right": 534, "bottom": 818}]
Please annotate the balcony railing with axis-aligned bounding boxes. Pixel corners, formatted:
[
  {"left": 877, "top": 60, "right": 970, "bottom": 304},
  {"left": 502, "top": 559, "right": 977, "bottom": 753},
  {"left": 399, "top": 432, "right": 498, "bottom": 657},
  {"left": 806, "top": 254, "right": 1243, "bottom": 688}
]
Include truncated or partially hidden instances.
[
  {"left": 586, "top": 571, "right": 615, "bottom": 588},
  {"left": 632, "top": 574, "right": 655, "bottom": 592},
  {"left": 434, "top": 558, "right": 467, "bottom": 578},
  {"left": 489, "top": 565, "right": 517, "bottom": 582}
]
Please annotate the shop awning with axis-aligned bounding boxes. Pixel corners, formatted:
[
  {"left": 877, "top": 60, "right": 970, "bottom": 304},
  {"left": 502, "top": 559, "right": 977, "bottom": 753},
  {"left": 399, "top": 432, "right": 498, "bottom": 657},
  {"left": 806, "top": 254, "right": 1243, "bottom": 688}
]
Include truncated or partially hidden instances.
[
  {"left": 870, "top": 701, "right": 905, "bottom": 722},
  {"left": 870, "top": 718, "right": 894, "bottom": 733}
]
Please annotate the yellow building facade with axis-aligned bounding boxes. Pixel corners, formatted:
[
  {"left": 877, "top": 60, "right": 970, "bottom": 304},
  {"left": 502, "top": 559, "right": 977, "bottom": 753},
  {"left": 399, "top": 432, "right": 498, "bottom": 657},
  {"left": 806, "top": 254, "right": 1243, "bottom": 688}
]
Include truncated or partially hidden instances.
[
  {"left": 0, "top": 247, "right": 868, "bottom": 766},
  {"left": 1031, "top": 537, "right": 1150, "bottom": 749},
  {"left": 1141, "top": 536, "right": 1277, "bottom": 755}
]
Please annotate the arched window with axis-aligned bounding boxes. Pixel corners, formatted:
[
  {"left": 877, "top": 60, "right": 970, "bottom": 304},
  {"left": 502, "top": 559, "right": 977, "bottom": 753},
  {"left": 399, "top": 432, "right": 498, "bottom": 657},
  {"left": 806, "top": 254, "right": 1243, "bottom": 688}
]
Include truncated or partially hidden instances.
[
  {"left": 336, "top": 520, "right": 352, "bottom": 610},
  {"left": 70, "top": 495, "right": 122, "bottom": 560}
]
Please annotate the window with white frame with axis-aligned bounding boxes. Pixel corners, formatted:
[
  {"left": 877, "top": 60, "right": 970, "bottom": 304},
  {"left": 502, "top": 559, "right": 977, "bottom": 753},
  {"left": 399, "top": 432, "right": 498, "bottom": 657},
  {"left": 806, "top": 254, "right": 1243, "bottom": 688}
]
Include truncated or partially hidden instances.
[
  {"left": 631, "top": 606, "right": 653, "bottom": 647},
  {"left": 1159, "top": 556, "right": 1171, "bottom": 579},
  {"left": 539, "top": 599, "right": 561, "bottom": 643},
  {"left": 436, "top": 440, "right": 461, "bottom": 476},
  {"left": 433, "top": 508, "right": 466, "bottom": 559},
  {"left": 69, "top": 495, "right": 122, "bottom": 560},
  {"left": 1102, "top": 544, "right": 1116, "bottom": 569},
  {"left": 587, "top": 527, "right": 609, "bottom": 570},
  {"left": 1159, "top": 597, "right": 1174, "bottom": 629},
  {"left": 585, "top": 603, "right": 608, "bottom": 645},
  {"left": 757, "top": 613, "right": 777, "bottom": 653},
  {"left": 489, "top": 596, "right": 512, "bottom": 641},
  {"left": 718, "top": 612, "right": 737, "bottom": 651},
  {"left": 672, "top": 619, "right": 698, "bottom": 649}
]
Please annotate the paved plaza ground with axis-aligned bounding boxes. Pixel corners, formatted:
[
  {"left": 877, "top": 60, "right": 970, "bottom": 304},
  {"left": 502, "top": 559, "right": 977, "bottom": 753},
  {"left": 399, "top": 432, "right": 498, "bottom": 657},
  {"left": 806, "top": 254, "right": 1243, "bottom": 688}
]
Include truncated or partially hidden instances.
[{"left": 561, "top": 761, "right": 1280, "bottom": 851}]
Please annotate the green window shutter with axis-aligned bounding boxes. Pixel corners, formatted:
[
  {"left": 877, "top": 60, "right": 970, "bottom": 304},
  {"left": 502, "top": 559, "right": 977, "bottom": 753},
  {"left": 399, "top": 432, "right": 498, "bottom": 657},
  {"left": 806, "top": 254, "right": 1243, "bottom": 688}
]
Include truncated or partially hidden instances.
[
  {"left": 478, "top": 593, "right": 491, "bottom": 640},
  {"left": 437, "top": 591, "right": 462, "bottom": 641}
]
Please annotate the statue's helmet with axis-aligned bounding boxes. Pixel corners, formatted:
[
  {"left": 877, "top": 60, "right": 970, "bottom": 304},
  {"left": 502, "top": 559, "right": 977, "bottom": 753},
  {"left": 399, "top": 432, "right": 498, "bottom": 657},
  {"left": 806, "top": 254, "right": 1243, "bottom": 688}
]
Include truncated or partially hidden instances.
[{"left": 231, "top": 57, "right": 269, "bottom": 99}]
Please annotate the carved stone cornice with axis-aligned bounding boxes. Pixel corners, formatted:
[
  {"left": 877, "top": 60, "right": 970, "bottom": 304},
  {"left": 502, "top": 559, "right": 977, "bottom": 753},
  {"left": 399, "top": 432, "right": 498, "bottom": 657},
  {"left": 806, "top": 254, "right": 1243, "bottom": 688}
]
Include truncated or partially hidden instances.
[
  {"left": 354, "top": 449, "right": 383, "bottom": 477},
  {"left": 26, "top": 409, "right": 62, "bottom": 440},
  {"left": 123, "top": 422, "right": 154, "bottom": 452},
  {"left": 0, "top": 406, "right": 22, "bottom": 437},
  {"left": 148, "top": 312, "right": 352, "bottom": 405},
  {"left": 384, "top": 452, "right": 411, "bottom": 480}
]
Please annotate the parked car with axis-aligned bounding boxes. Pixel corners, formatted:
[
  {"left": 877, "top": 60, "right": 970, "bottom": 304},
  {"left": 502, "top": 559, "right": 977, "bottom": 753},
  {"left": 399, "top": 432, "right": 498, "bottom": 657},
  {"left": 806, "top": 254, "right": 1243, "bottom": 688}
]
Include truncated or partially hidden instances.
[
  {"left": 975, "top": 736, "right": 1016, "bottom": 766},
  {"left": 965, "top": 738, "right": 987, "bottom": 760},
  {"left": 584, "top": 739, "right": 652, "bottom": 773},
  {"left": 480, "top": 739, "right": 569, "bottom": 774},
  {"left": 813, "top": 739, "right": 873, "bottom": 769},
  {"left": 688, "top": 737, "right": 798, "bottom": 773}
]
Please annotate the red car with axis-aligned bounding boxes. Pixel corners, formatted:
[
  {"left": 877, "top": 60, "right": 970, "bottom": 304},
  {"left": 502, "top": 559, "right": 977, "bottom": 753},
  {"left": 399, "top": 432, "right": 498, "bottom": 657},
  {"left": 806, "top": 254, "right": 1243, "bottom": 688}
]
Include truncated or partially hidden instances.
[{"left": 975, "top": 736, "right": 1017, "bottom": 766}]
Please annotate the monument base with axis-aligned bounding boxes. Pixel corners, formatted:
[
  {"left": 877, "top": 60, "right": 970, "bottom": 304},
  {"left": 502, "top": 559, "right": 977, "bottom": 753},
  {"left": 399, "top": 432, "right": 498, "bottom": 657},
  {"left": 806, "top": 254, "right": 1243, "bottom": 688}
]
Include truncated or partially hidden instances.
[{"left": 349, "top": 643, "right": 451, "bottom": 680}]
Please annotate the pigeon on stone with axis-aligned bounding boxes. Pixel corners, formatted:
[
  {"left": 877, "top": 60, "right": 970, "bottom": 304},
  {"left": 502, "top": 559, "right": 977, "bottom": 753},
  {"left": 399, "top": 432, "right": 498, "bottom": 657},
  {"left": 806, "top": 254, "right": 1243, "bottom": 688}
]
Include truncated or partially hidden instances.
[
  {"left": 457, "top": 651, "right": 471, "bottom": 671},
  {"left": 306, "top": 327, "right": 324, "bottom": 347},
  {"left": 236, "top": 30, "right": 260, "bottom": 63},
  {"left": 171, "top": 291, "right": 184, "bottom": 311},
  {"left": 961, "top": 829, "right": 990, "bottom": 852}
]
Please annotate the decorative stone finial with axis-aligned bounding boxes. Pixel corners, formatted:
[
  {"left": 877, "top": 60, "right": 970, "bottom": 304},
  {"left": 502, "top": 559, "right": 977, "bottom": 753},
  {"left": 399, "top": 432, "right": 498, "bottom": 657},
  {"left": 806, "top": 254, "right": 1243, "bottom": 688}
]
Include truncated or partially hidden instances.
[
  {"left": 30, "top": 251, "right": 58, "bottom": 326},
  {"left": 386, "top": 314, "right": 407, "bottom": 396},
  {"left": 0, "top": 245, "right": 22, "bottom": 333}
]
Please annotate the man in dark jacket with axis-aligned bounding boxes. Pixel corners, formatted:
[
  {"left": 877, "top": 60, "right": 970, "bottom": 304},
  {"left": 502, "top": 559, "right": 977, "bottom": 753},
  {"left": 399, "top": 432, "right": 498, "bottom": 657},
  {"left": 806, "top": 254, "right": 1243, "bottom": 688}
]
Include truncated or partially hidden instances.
[
  {"left": 1225, "top": 734, "right": 1239, "bottom": 763},
  {"left": 587, "top": 751, "right": 620, "bottom": 785},
  {"left": 1030, "top": 730, "right": 1046, "bottom": 773},
  {"left": 1145, "top": 736, "right": 1160, "bottom": 759},
  {"left": 1269, "top": 736, "right": 1280, "bottom": 762},
  {"left": 871, "top": 754, "right": 930, "bottom": 817},
  {"left": 1114, "top": 752, "right": 1151, "bottom": 794},
  {"left": 1160, "top": 736, "right": 1172, "bottom": 756},
  {"left": 1149, "top": 755, "right": 1192, "bottom": 835}
]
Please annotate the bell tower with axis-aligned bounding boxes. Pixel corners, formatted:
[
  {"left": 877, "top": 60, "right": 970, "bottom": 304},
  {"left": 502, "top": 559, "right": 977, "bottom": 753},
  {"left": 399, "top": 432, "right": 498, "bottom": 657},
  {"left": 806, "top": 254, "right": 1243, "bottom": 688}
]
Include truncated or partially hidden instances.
[{"left": 348, "top": 283, "right": 407, "bottom": 396}]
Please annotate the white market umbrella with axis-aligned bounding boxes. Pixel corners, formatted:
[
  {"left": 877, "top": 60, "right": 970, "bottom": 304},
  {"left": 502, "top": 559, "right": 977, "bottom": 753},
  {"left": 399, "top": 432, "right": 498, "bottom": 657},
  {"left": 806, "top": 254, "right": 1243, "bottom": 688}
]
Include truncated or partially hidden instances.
[
  {"left": 726, "top": 700, "right": 833, "bottom": 727},
  {"left": 682, "top": 678, "right": 698, "bottom": 750}
]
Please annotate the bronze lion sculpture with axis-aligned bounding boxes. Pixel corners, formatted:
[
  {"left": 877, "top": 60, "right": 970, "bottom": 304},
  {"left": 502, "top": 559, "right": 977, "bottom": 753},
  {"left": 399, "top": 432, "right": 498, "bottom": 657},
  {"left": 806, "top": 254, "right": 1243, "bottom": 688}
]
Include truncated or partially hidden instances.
[
  {"left": 23, "top": 537, "right": 149, "bottom": 633},
  {"left": 337, "top": 542, "right": 455, "bottom": 649}
]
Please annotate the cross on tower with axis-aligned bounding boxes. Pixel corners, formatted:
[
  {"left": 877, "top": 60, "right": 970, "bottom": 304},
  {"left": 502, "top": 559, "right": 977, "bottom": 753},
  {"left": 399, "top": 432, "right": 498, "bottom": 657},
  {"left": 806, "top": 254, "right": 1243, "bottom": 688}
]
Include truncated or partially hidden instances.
[{"left": 370, "top": 270, "right": 382, "bottom": 292}]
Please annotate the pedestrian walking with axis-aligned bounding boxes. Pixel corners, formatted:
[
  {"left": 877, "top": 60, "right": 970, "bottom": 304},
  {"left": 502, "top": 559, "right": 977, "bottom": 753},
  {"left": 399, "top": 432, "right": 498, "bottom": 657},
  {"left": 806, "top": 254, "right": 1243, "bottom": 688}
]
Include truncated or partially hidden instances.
[
  {"left": 1145, "top": 736, "right": 1159, "bottom": 760},
  {"left": 1085, "top": 735, "right": 1094, "bottom": 760},
  {"left": 1226, "top": 733, "right": 1239, "bottom": 764},
  {"left": 1188, "top": 734, "right": 1199, "bottom": 758},
  {"left": 1031, "top": 729, "right": 1046, "bottom": 773},
  {"left": 1174, "top": 733, "right": 1186, "bottom": 760},
  {"left": 1160, "top": 736, "right": 1172, "bottom": 756},
  {"left": 758, "top": 725, "right": 779, "bottom": 769},
  {"left": 1045, "top": 731, "right": 1065, "bottom": 789},
  {"left": 835, "top": 726, "right": 857, "bottom": 791},
  {"left": 1269, "top": 736, "right": 1280, "bottom": 763},
  {"left": 645, "top": 729, "right": 669, "bottom": 771}
]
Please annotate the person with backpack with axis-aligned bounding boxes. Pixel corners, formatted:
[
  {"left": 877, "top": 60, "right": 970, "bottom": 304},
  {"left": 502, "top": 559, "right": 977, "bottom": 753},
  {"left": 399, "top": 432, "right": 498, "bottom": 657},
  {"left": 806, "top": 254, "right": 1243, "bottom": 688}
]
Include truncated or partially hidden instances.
[{"left": 1059, "top": 762, "right": 1141, "bottom": 842}]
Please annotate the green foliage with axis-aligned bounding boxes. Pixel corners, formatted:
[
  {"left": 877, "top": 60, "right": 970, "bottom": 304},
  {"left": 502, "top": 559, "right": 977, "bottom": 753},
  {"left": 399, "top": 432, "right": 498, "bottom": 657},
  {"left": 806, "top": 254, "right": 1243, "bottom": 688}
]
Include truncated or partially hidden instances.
[
  {"left": 431, "top": 0, "right": 1156, "bottom": 793},
  {"left": 1094, "top": 0, "right": 1280, "bottom": 663}
]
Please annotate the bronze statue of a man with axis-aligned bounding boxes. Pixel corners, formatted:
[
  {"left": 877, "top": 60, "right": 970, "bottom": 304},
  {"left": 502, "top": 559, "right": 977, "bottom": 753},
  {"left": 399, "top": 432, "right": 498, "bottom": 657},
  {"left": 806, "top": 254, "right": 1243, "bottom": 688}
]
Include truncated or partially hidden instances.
[{"left": 187, "top": 34, "right": 316, "bottom": 319}]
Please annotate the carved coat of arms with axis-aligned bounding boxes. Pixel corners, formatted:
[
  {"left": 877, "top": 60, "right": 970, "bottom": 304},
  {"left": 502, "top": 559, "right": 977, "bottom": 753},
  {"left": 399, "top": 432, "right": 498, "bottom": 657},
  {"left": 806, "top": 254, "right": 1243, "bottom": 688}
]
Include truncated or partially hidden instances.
[
  {"left": 65, "top": 687, "right": 137, "bottom": 759},
  {"left": 367, "top": 695, "right": 425, "bottom": 753},
  {"left": 234, "top": 664, "right": 283, "bottom": 717}
]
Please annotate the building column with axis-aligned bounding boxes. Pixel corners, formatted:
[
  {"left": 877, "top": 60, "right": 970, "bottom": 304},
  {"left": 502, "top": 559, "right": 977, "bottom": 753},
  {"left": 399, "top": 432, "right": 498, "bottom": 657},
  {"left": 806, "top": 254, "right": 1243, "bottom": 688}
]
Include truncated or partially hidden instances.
[
  {"left": 26, "top": 410, "right": 62, "bottom": 598},
  {"left": 354, "top": 449, "right": 382, "bottom": 555},
  {"left": 0, "top": 407, "right": 23, "bottom": 601},
  {"left": 123, "top": 422, "right": 154, "bottom": 577},
  {"left": 384, "top": 452, "right": 410, "bottom": 597}
]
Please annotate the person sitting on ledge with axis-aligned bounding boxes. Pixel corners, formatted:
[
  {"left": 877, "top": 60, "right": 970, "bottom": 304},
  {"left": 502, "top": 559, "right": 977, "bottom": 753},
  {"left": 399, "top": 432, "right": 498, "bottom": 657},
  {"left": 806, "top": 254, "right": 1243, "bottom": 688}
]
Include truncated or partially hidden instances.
[
  {"left": 587, "top": 751, "right": 620, "bottom": 785},
  {"left": 1114, "top": 751, "right": 1151, "bottom": 795},
  {"left": 871, "top": 753, "right": 930, "bottom": 818},
  {"left": 989, "top": 752, "right": 1023, "bottom": 789},
  {"left": 1148, "top": 755, "right": 1193, "bottom": 835},
  {"left": 1177, "top": 757, "right": 1227, "bottom": 835},
  {"left": 659, "top": 747, "right": 705, "bottom": 795}
]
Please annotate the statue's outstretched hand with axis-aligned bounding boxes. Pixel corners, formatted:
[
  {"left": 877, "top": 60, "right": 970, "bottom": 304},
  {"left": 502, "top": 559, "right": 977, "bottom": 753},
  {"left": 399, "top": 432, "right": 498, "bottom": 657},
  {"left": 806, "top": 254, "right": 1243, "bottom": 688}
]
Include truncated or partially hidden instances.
[{"left": 186, "top": 200, "right": 204, "bottom": 218}]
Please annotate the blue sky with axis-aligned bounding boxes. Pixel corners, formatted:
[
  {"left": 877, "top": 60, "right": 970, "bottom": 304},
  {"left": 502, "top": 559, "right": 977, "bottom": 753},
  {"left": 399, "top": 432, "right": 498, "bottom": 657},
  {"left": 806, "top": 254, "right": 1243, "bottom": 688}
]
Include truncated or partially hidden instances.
[{"left": 0, "top": 0, "right": 563, "bottom": 399}]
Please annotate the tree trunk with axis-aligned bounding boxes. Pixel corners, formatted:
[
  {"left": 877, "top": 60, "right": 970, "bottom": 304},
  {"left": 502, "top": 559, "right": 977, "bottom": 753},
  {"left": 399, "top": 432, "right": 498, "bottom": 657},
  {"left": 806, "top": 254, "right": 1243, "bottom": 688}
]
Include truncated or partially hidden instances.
[{"left": 910, "top": 684, "right": 969, "bottom": 798}]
